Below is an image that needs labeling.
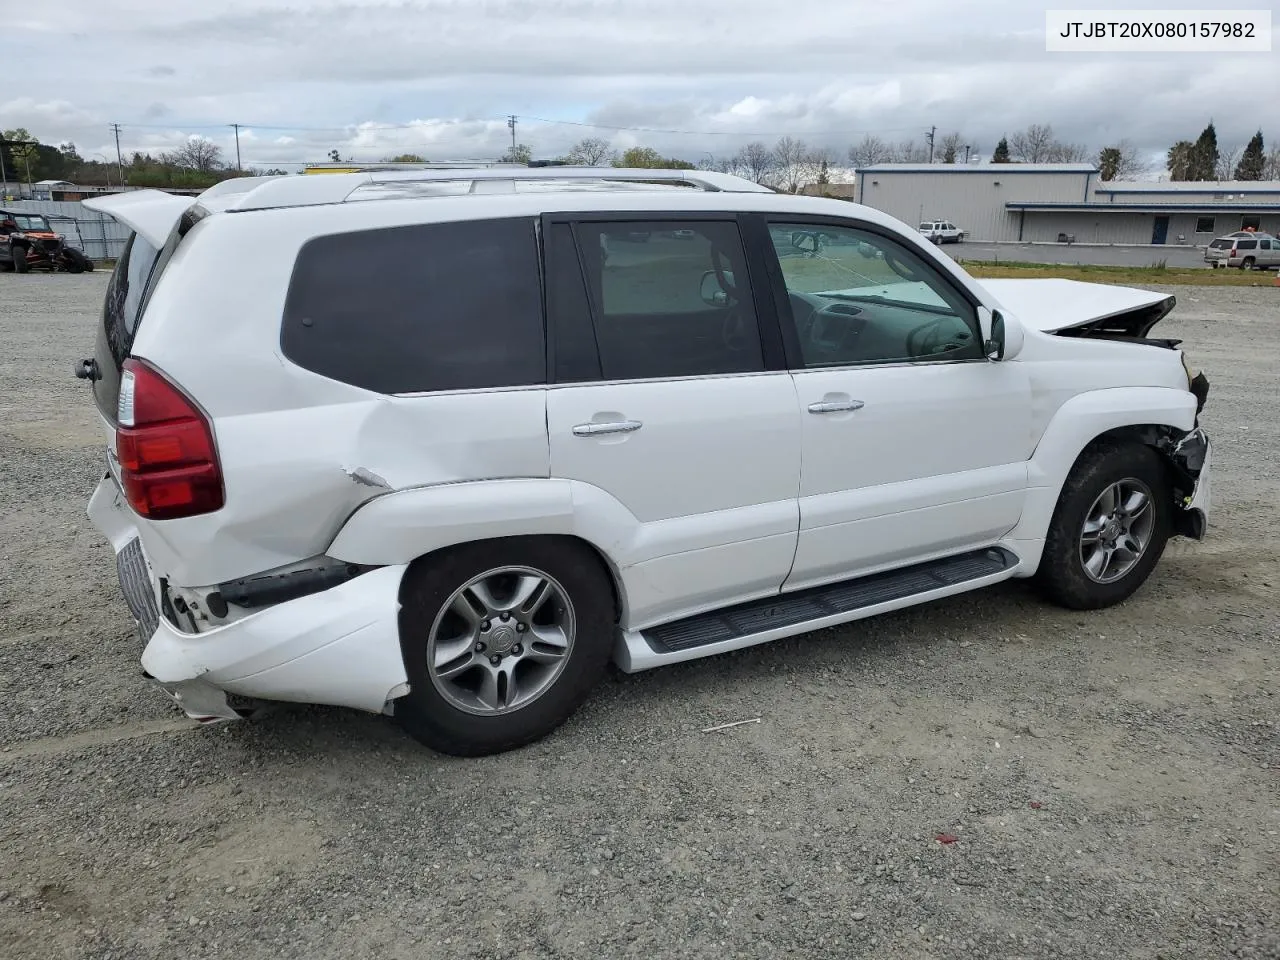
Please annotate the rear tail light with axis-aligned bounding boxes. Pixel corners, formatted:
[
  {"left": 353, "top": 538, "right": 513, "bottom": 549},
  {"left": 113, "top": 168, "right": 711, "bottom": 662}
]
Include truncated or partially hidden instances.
[{"left": 116, "top": 359, "right": 224, "bottom": 520}]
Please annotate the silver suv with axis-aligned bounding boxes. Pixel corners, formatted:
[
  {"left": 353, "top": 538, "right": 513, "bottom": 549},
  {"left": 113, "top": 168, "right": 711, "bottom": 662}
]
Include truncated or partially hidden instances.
[{"left": 1204, "top": 232, "right": 1280, "bottom": 269}]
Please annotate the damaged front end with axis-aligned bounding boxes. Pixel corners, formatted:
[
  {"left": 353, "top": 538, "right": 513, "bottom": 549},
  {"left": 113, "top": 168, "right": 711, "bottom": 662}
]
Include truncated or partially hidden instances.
[{"left": 1163, "top": 426, "right": 1212, "bottom": 540}]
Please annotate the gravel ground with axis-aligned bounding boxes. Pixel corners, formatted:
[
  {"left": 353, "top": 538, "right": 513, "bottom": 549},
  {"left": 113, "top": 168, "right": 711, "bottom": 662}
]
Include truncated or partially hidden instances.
[{"left": 1, "top": 273, "right": 1277, "bottom": 960}]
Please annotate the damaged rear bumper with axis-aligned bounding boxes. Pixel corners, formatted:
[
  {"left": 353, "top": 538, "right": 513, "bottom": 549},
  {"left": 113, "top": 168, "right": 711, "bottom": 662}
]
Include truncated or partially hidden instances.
[{"left": 87, "top": 477, "right": 411, "bottom": 722}]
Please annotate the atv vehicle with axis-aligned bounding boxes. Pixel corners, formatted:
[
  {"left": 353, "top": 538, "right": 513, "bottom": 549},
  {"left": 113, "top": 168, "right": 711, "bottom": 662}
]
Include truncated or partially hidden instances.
[{"left": 0, "top": 210, "right": 95, "bottom": 273}]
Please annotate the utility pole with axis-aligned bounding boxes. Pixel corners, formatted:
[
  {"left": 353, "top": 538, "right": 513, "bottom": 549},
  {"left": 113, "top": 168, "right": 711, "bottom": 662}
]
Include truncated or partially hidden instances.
[
  {"left": 0, "top": 134, "right": 9, "bottom": 199},
  {"left": 963, "top": 143, "right": 970, "bottom": 165},
  {"left": 507, "top": 115, "right": 518, "bottom": 155},
  {"left": 111, "top": 123, "right": 125, "bottom": 186},
  {"left": 231, "top": 123, "right": 242, "bottom": 171},
  {"left": 926, "top": 125, "right": 936, "bottom": 164}
]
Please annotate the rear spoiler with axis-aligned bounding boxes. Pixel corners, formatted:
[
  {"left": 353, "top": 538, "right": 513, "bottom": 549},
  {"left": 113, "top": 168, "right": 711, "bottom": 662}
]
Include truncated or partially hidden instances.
[{"left": 81, "top": 190, "right": 194, "bottom": 249}]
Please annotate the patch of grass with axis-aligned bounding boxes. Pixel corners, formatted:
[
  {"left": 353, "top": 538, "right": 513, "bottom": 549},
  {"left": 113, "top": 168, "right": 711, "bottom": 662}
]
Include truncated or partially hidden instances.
[{"left": 956, "top": 259, "right": 1273, "bottom": 287}]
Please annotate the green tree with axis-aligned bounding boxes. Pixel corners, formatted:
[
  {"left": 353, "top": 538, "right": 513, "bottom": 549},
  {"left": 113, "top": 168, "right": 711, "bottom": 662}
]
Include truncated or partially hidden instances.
[
  {"left": 1166, "top": 140, "right": 1195, "bottom": 180},
  {"left": 1098, "top": 146, "right": 1121, "bottom": 181},
  {"left": 387, "top": 153, "right": 426, "bottom": 162},
  {"left": 1189, "top": 122, "right": 1218, "bottom": 180},
  {"left": 1234, "top": 130, "right": 1265, "bottom": 180},
  {"left": 328, "top": 149, "right": 343, "bottom": 162},
  {"left": 991, "top": 137, "right": 1011, "bottom": 163},
  {"left": 3, "top": 128, "right": 39, "bottom": 183},
  {"left": 817, "top": 158, "right": 830, "bottom": 185}
]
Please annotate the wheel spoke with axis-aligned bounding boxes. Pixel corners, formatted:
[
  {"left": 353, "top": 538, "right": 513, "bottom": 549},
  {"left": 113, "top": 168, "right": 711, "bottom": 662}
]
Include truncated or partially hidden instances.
[
  {"left": 525, "top": 624, "right": 571, "bottom": 664},
  {"left": 449, "top": 591, "right": 483, "bottom": 630},
  {"left": 463, "top": 581, "right": 503, "bottom": 620},
  {"left": 1097, "top": 484, "right": 1118, "bottom": 515},
  {"left": 1083, "top": 544, "right": 1110, "bottom": 580},
  {"left": 476, "top": 662, "right": 513, "bottom": 711},
  {"left": 1119, "top": 488, "right": 1149, "bottom": 520},
  {"left": 1080, "top": 517, "right": 1105, "bottom": 544},
  {"left": 435, "top": 648, "right": 479, "bottom": 681},
  {"left": 510, "top": 575, "right": 554, "bottom": 617}
]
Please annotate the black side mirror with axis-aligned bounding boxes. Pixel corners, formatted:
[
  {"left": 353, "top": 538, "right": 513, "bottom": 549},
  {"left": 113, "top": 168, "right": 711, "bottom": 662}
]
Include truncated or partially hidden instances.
[{"left": 985, "top": 310, "right": 1006, "bottom": 360}]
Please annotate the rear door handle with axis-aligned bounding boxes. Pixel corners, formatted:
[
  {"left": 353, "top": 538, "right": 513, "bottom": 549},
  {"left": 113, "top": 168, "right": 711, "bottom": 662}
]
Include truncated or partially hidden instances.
[
  {"left": 572, "top": 419, "right": 643, "bottom": 437},
  {"left": 807, "top": 400, "right": 864, "bottom": 414}
]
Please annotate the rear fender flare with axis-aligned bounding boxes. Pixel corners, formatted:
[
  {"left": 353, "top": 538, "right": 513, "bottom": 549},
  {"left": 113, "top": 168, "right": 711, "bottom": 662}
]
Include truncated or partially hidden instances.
[{"left": 325, "top": 478, "right": 638, "bottom": 622}]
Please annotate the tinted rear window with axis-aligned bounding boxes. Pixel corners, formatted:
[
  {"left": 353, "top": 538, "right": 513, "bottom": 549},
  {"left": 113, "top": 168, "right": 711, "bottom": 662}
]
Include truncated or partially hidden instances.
[
  {"left": 1208, "top": 239, "right": 1232, "bottom": 249},
  {"left": 92, "top": 231, "right": 163, "bottom": 421},
  {"left": 281, "top": 218, "right": 545, "bottom": 394},
  {"left": 1236, "top": 239, "right": 1257, "bottom": 250}
]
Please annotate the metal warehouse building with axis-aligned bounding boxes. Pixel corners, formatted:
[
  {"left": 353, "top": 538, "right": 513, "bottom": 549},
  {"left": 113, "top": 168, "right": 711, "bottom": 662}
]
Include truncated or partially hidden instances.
[{"left": 850, "top": 164, "right": 1280, "bottom": 245}]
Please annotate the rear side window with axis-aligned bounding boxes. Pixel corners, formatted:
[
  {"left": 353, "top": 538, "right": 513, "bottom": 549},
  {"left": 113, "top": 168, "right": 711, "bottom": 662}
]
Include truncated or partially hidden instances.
[
  {"left": 560, "top": 219, "right": 764, "bottom": 381},
  {"left": 1236, "top": 239, "right": 1257, "bottom": 250},
  {"left": 281, "top": 218, "right": 545, "bottom": 394}
]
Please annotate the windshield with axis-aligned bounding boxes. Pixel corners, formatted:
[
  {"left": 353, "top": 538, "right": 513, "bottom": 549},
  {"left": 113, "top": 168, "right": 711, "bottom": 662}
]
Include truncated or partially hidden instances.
[{"left": 10, "top": 215, "right": 52, "bottom": 231}]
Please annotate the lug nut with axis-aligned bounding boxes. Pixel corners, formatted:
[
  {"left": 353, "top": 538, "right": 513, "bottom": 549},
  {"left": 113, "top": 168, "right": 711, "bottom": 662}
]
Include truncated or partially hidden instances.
[
  {"left": 489, "top": 655, "right": 501, "bottom": 665},
  {"left": 512, "top": 644, "right": 523, "bottom": 656},
  {"left": 475, "top": 642, "right": 486, "bottom": 653},
  {"left": 515, "top": 622, "right": 526, "bottom": 633},
  {"left": 499, "top": 612, "right": 510, "bottom": 622},
  {"left": 480, "top": 620, "right": 491, "bottom": 631}
]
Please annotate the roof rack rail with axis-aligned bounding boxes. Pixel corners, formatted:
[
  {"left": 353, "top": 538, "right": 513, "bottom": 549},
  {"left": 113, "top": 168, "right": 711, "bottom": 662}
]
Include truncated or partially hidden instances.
[{"left": 220, "top": 166, "right": 773, "bottom": 212}]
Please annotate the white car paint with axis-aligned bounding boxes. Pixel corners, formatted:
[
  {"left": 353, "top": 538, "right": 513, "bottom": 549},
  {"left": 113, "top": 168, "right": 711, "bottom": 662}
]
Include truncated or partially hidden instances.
[
  {"left": 978, "top": 278, "right": 1171, "bottom": 333},
  {"left": 81, "top": 170, "right": 1211, "bottom": 727}
]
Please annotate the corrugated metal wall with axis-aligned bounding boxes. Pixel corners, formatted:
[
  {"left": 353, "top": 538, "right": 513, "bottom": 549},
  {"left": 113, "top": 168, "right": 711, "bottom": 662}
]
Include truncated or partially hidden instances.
[
  {"left": 3, "top": 200, "right": 129, "bottom": 260},
  {"left": 855, "top": 170, "right": 1093, "bottom": 241},
  {"left": 1018, "top": 211, "right": 1280, "bottom": 244}
]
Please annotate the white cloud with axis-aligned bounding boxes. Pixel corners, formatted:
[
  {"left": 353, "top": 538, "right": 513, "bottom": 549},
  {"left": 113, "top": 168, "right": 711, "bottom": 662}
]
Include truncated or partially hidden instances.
[{"left": 7, "top": 0, "right": 1278, "bottom": 169}]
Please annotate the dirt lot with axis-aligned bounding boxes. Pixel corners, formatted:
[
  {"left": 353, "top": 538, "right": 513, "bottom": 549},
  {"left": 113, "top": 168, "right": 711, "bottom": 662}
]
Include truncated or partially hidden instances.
[{"left": 1, "top": 274, "right": 1276, "bottom": 960}]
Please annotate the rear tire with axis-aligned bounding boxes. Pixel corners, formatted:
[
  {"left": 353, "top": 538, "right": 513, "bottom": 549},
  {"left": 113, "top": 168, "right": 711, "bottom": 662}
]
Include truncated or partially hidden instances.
[
  {"left": 1241, "top": 257, "right": 1255, "bottom": 271},
  {"left": 395, "top": 537, "right": 615, "bottom": 756},
  {"left": 1036, "top": 441, "right": 1172, "bottom": 611}
]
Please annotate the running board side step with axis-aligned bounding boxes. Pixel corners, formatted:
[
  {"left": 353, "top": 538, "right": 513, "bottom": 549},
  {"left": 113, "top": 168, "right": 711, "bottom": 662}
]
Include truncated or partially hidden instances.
[{"left": 614, "top": 547, "right": 1019, "bottom": 673}]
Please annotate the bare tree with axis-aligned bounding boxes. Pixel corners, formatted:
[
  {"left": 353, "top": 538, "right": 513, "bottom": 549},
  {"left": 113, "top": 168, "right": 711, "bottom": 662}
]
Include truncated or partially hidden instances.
[
  {"left": 1215, "top": 145, "right": 1242, "bottom": 181},
  {"left": 566, "top": 137, "right": 615, "bottom": 166},
  {"left": 1265, "top": 145, "right": 1280, "bottom": 180},
  {"left": 1009, "top": 124, "right": 1056, "bottom": 163},
  {"left": 1098, "top": 140, "right": 1148, "bottom": 181},
  {"left": 772, "top": 136, "right": 809, "bottom": 192},
  {"left": 164, "top": 136, "right": 223, "bottom": 172},
  {"left": 848, "top": 134, "right": 893, "bottom": 168},
  {"left": 938, "top": 132, "right": 965, "bottom": 164},
  {"left": 797, "top": 145, "right": 831, "bottom": 188},
  {"left": 1048, "top": 141, "right": 1090, "bottom": 162},
  {"left": 735, "top": 141, "right": 776, "bottom": 185},
  {"left": 891, "top": 138, "right": 930, "bottom": 163}
]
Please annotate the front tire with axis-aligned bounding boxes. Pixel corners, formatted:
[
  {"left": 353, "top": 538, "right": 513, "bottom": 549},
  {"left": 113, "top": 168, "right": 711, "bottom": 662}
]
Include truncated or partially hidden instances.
[
  {"left": 396, "top": 537, "right": 615, "bottom": 756},
  {"left": 1036, "top": 441, "right": 1172, "bottom": 610}
]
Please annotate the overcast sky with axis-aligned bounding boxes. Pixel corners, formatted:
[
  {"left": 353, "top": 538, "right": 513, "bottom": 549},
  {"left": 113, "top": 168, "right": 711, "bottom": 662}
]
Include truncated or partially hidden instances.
[{"left": 5, "top": 0, "right": 1277, "bottom": 172}]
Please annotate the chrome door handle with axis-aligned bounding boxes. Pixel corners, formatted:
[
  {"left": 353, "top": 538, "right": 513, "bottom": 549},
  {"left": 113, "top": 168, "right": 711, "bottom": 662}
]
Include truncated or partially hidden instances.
[
  {"left": 807, "top": 400, "right": 864, "bottom": 414},
  {"left": 572, "top": 420, "right": 643, "bottom": 437}
]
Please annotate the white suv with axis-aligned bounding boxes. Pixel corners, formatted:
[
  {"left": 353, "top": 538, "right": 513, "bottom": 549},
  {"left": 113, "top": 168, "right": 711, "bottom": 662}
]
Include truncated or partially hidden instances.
[
  {"left": 918, "top": 220, "right": 964, "bottom": 244},
  {"left": 78, "top": 168, "right": 1212, "bottom": 756}
]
